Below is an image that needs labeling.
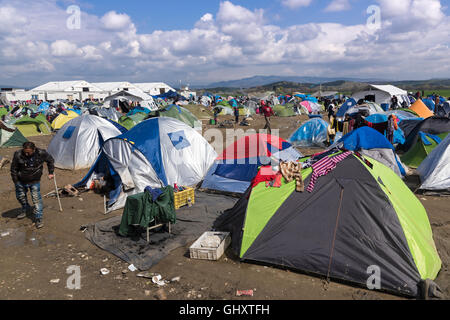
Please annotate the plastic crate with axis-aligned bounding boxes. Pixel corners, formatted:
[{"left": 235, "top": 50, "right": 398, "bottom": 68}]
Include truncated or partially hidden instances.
[
  {"left": 174, "top": 187, "right": 195, "bottom": 210},
  {"left": 189, "top": 232, "right": 231, "bottom": 261}
]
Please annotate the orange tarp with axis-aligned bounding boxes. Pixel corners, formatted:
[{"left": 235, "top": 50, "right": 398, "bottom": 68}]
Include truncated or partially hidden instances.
[{"left": 410, "top": 100, "right": 434, "bottom": 119}]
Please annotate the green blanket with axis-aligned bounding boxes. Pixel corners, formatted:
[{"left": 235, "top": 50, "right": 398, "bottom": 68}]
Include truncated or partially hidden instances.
[{"left": 119, "top": 186, "right": 176, "bottom": 237}]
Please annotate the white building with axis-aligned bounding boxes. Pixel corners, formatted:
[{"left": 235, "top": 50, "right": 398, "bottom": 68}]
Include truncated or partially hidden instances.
[
  {"left": 30, "top": 80, "right": 107, "bottom": 101},
  {"left": 133, "top": 82, "right": 175, "bottom": 96},
  {"left": 1, "top": 88, "right": 33, "bottom": 102}
]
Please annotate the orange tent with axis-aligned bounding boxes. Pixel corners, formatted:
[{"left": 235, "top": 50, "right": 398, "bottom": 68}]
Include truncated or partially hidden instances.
[{"left": 409, "top": 100, "right": 434, "bottom": 119}]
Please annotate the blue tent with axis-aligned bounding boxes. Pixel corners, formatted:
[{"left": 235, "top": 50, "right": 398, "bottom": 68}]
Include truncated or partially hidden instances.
[
  {"left": 336, "top": 98, "right": 357, "bottom": 118},
  {"left": 422, "top": 98, "right": 435, "bottom": 112},
  {"left": 37, "top": 102, "right": 50, "bottom": 113},
  {"left": 127, "top": 106, "right": 151, "bottom": 116},
  {"left": 365, "top": 113, "right": 405, "bottom": 145},
  {"left": 289, "top": 118, "right": 328, "bottom": 147},
  {"left": 336, "top": 127, "right": 405, "bottom": 176}
]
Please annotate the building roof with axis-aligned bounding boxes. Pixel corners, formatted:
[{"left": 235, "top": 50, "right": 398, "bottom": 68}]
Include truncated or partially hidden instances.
[
  {"left": 133, "top": 82, "right": 175, "bottom": 92},
  {"left": 92, "top": 82, "right": 138, "bottom": 92},
  {"left": 369, "top": 84, "right": 407, "bottom": 96},
  {"left": 31, "top": 81, "right": 103, "bottom": 92}
]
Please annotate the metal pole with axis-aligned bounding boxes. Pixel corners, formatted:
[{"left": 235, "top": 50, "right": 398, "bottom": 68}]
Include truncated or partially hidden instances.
[{"left": 53, "top": 174, "right": 63, "bottom": 212}]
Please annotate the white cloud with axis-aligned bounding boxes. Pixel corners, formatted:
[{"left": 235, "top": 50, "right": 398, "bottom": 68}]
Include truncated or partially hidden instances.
[
  {"left": 281, "top": 0, "right": 313, "bottom": 9},
  {"left": 325, "top": 0, "right": 351, "bottom": 12},
  {"left": 0, "top": 0, "right": 449, "bottom": 86},
  {"left": 50, "top": 40, "right": 82, "bottom": 57},
  {"left": 101, "top": 11, "right": 133, "bottom": 30}
]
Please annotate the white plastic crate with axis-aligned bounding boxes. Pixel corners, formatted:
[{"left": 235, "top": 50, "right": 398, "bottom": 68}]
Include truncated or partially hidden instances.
[{"left": 189, "top": 231, "right": 231, "bottom": 261}]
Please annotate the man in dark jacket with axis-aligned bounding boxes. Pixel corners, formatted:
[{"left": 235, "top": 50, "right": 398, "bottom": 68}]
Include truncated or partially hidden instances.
[{"left": 11, "top": 142, "right": 55, "bottom": 229}]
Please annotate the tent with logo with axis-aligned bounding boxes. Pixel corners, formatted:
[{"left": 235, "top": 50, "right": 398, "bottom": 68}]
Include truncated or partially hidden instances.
[
  {"left": 14, "top": 115, "right": 52, "bottom": 137},
  {"left": 401, "top": 132, "right": 449, "bottom": 169},
  {"left": 400, "top": 117, "right": 450, "bottom": 152},
  {"left": 417, "top": 134, "right": 450, "bottom": 192},
  {"left": 48, "top": 115, "right": 123, "bottom": 170},
  {"left": 288, "top": 118, "right": 329, "bottom": 148},
  {"left": 201, "top": 134, "right": 301, "bottom": 195},
  {"left": 75, "top": 117, "right": 217, "bottom": 212},
  {"left": 273, "top": 104, "right": 296, "bottom": 117},
  {"left": 214, "top": 149, "right": 441, "bottom": 298}
]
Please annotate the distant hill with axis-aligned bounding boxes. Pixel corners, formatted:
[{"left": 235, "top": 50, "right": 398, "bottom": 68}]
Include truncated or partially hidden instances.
[{"left": 194, "top": 75, "right": 385, "bottom": 89}]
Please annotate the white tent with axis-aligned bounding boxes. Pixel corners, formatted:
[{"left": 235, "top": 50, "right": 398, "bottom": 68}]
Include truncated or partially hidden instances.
[
  {"left": 76, "top": 117, "right": 217, "bottom": 212},
  {"left": 103, "top": 90, "right": 157, "bottom": 111},
  {"left": 48, "top": 115, "right": 123, "bottom": 170},
  {"left": 417, "top": 134, "right": 450, "bottom": 191},
  {"left": 352, "top": 84, "right": 410, "bottom": 108}
]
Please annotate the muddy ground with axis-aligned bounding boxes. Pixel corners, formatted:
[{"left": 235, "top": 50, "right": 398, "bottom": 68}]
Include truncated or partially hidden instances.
[{"left": 0, "top": 113, "right": 448, "bottom": 300}]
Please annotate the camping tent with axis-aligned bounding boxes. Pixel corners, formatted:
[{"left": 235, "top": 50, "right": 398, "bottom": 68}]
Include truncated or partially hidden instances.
[
  {"left": 214, "top": 150, "right": 441, "bottom": 298},
  {"left": 400, "top": 117, "right": 450, "bottom": 152},
  {"left": 417, "top": 134, "right": 450, "bottom": 191},
  {"left": 0, "top": 121, "right": 28, "bottom": 147},
  {"left": 201, "top": 134, "right": 301, "bottom": 194},
  {"left": 14, "top": 115, "right": 51, "bottom": 137},
  {"left": 435, "top": 101, "right": 450, "bottom": 118},
  {"left": 104, "top": 90, "right": 157, "bottom": 111},
  {"left": 401, "top": 132, "right": 449, "bottom": 169},
  {"left": 155, "top": 105, "right": 202, "bottom": 131},
  {"left": 273, "top": 105, "right": 296, "bottom": 117},
  {"left": 48, "top": 115, "right": 123, "bottom": 170},
  {"left": 51, "top": 110, "right": 79, "bottom": 130},
  {"left": 289, "top": 118, "right": 328, "bottom": 148},
  {"left": 351, "top": 84, "right": 410, "bottom": 108},
  {"left": 409, "top": 100, "right": 434, "bottom": 119},
  {"left": 332, "top": 127, "right": 407, "bottom": 177},
  {"left": 76, "top": 117, "right": 217, "bottom": 212}
]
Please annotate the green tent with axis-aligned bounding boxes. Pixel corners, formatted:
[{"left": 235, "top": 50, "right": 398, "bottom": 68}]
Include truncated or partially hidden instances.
[
  {"left": 153, "top": 105, "right": 200, "bottom": 128},
  {"left": 14, "top": 115, "right": 52, "bottom": 137},
  {"left": 273, "top": 104, "right": 296, "bottom": 117},
  {"left": 401, "top": 132, "right": 449, "bottom": 168},
  {"left": 183, "top": 104, "right": 213, "bottom": 119},
  {"left": 0, "top": 124, "right": 28, "bottom": 148},
  {"left": 215, "top": 151, "right": 441, "bottom": 298},
  {"left": 0, "top": 107, "right": 8, "bottom": 117},
  {"left": 118, "top": 113, "right": 148, "bottom": 130}
]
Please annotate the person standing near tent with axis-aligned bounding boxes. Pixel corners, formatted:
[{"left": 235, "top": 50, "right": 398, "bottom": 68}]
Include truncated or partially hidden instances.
[
  {"left": 262, "top": 102, "right": 275, "bottom": 134},
  {"left": 10, "top": 142, "right": 55, "bottom": 229},
  {"left": 234, "top": 106, "right": 240, "bottom": 126},
  {"left": 391, "top": 96, "right": 398, "bottom": 110}
]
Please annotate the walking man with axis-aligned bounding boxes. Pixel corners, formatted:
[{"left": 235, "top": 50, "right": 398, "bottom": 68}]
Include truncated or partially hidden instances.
[
  {"left": 262, "top": 101, "right": 275, "bottom": 134},
  {"left": 11, "top": 142, "right": 55, "bottom": 229}
]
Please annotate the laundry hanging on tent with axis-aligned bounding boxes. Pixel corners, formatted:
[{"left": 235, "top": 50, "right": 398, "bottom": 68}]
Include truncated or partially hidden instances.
[{"left": 306, "top": 151, "right": 353, "bottom": 193}]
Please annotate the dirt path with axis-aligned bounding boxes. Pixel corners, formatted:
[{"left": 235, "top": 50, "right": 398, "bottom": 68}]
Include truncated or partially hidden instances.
[{"left": 0, "top": 114, "right": 448, "bottom": 300}]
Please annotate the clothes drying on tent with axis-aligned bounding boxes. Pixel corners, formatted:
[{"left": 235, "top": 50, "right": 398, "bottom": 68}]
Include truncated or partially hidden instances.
[
  {"left": 289, "top": 118, "right": 328, "bottom": 148},
  {"left": 48, "top": 115, "right": 123, "bottom": 170},
  {"left": 75, "top": 117, "right": 217, "bottom": 212},
  {"left": 201, "top": 134, "right": 302, "bottom": 194},
  {"left": 331, "top": 126, "right": 407, "bottom": 177},
  {"left": 214, "top": 150, "right": 441, "bottom": 298},
  {"left": 417, "top": 134, "right": 450, "bottom": 191}
]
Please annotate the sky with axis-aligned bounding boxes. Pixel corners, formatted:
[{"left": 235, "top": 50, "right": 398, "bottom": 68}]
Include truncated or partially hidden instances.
[{"left": 0, "top": 0, "right": 449, "bottom": 87}]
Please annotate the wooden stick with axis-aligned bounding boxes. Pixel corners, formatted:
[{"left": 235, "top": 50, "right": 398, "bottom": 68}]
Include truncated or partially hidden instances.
[{"left": 53, "top": 174, "right": 63, "bottom": 212}]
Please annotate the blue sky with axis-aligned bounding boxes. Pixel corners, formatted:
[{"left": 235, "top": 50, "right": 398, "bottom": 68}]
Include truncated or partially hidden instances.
[{"left": 1, "top": 0, "right": 450, "bottom": 87}]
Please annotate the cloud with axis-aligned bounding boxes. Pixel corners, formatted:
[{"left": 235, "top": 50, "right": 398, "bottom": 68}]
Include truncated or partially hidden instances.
[
  {"left": 0, "top": 0, "right": 449, "bottom": 86},
  {"left": 325, "top": 0, "right": 351, "bottom": 12},
  {"left": 281, "top": 0, "right": 313, "bottom": 9},
  {"left": 101, "top": 11, "right": 133, "bottom": 30}
]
